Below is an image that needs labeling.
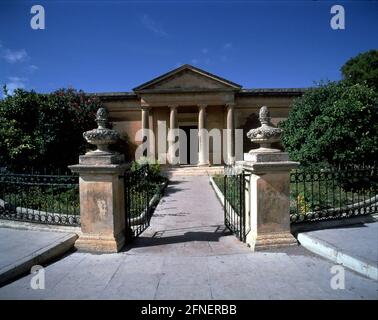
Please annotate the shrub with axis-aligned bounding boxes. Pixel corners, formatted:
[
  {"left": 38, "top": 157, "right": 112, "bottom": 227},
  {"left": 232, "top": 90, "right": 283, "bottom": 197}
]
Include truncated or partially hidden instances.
[
  {"left": 131, "top": 157, "right": 166, "bottom": 184},
  {"left": 0, "top": 88, "right": 102, "bottom": 171},
  {"left": 281, "top": 81, "right": 378, "bottom": 168}
]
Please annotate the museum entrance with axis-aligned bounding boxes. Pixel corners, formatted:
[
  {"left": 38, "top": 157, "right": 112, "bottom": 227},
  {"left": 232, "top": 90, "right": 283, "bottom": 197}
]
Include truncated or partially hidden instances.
[{"left": 179, "top": 125, "right": 198, "bottom": 165}]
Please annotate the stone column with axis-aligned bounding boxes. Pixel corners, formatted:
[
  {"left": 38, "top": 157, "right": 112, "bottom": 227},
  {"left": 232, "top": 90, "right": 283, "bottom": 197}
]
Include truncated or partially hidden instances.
[
  {"left": 198, "top": 104, "right": 208, "bottom": 166},
  {"left": 226, "top": 103, "right": 235, "bottom": 165},
  {"left": 69, "top": 108, "right": 127, "bottom": 253},
  {"left": 141, "top": 106, "right": 149, "bottom": 133},
  {"left": 141, "top": 106, "right": 150, "bottom": 157},
  {"left": 168, "top": 105, "right": 178, "bottom": 165},
  {"left": 240, "top": 106, "right": 299, "bottom": 251}
]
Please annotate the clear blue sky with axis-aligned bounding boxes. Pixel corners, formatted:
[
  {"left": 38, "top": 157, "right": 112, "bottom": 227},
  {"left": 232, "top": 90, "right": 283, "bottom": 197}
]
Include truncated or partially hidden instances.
[{"left": 0, "top": 0, "right": 377, "bottom": 95}]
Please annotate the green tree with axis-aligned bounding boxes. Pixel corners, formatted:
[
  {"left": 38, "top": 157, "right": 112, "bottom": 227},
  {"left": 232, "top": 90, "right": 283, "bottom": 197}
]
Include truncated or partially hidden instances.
[
  {"left": 341, "top": 50, "right": 378, "bottom": 91},
  {"left": 0, "top": 89, "right": 41, "bottom": 167},
  {"left": 281, "top": 81, "right": 378, "bottom": 167},
  {"left": 0, "top": 88, "right": 101, "bottom": 171}
]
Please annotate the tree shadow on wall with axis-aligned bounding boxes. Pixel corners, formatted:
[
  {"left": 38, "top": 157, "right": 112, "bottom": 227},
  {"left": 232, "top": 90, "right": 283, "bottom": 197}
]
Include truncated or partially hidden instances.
[
  {"left": 237, "top": 112, "right": 283, "bottom": 152},
  {"left": 237, "top": 112, "right": 260, "bottom": 152},
  {"left": 110, "top": 132, "right": 137, "bottom": 162}
]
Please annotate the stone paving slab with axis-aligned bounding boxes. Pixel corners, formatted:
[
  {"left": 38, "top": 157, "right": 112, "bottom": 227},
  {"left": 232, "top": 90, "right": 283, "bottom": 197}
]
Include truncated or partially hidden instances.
[
  {"left": 0, "top": 248, "right": 377, "bottom": 299},
  {"left": 0, "top": 227, "right": 77, "bottom": 286}
]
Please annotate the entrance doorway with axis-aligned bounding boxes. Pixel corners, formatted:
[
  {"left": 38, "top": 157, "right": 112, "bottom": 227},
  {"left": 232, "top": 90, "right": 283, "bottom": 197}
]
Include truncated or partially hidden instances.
[{"left": 179, "top": 125, "right": 198, "bottom": 165}]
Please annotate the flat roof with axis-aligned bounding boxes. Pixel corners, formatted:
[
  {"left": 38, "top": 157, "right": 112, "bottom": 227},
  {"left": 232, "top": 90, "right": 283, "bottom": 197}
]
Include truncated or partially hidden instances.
[{"left": 239, "top": 88, "right": 308, "bottom": 96}]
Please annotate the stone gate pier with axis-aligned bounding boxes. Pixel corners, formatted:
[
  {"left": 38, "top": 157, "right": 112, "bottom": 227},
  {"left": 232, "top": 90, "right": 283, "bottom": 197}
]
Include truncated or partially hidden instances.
[
  {"left": 69, "top": 108, "right": 128, "bottom": 253},
  {"left": 239, "top": 106, "right": 299, "bottom": 250}
]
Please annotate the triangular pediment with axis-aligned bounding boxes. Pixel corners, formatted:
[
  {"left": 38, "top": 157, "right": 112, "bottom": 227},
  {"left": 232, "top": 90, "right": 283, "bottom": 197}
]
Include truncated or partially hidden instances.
[{"left": 133, "top": 64, "right": 241, "bottom": 92}]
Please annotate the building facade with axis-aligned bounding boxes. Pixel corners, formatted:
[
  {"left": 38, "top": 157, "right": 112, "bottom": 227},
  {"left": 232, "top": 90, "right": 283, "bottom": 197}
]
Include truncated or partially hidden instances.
[{"left": 97, "top": 64, "right": 305, "bottom": 166}]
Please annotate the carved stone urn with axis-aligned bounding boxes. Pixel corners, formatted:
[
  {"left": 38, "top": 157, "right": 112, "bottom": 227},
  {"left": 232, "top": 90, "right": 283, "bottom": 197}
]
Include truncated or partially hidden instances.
[
  {"left": 246, "top": 106, "right": 282, "bottom": 153},
  {"left": 83, "top": 107, "right": 120, "bottom": 155}
]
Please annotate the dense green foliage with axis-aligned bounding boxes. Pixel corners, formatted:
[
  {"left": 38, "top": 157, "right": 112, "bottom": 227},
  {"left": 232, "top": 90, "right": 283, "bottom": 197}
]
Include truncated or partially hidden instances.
[
  {"left": 2, "top": 186, "right": 79, "bottom": 216},
  {"left": 341, "top": 50, "right": 378, "bottom": 91},
  {"left": 281, "top": 81, "right": 378, "bottom": 167},
  {"left": 131, "top": 157, "right": 167, "bottom": 184},
  {"left": 126, "top": 160, "right": 167, "bottom": 219},
  {"left": 0, "top": 88, "right": 101, "bottom": 171},
  {"left": 281, "top": 50, "right": 378, "bottom": 168}
]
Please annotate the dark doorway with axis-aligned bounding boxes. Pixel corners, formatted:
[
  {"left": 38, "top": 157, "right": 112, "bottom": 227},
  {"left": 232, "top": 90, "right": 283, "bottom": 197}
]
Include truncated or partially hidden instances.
[{"left": 179, "top": 125, "right": 197, "bottom": 165}]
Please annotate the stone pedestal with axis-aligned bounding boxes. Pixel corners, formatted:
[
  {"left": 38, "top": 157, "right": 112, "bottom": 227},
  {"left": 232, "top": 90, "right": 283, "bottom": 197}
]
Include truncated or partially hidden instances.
[
  {"left": 69, "top": 154, "right": 128, "bottom": 253},
  {"left": 239, "top": 151, "right": 299, "bottom": 251}
]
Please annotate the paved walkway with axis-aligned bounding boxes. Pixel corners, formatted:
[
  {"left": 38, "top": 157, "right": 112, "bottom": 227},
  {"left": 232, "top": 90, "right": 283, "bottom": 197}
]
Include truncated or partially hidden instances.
[
  {"left": 125, "top": 175, "right": 250, "bottom": 257},
  {"left": 0, "top": 177, "right": 377, "bottom": 299}
]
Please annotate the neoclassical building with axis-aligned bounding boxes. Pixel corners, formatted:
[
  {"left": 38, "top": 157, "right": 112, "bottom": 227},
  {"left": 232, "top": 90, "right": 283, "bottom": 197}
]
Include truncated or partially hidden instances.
[{"left": 96, "top": 64, "right": 305, "bottom": 165}]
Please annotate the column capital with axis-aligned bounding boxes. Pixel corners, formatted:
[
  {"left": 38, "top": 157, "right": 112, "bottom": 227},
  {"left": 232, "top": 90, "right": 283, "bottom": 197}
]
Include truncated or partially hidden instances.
[
  {"left": 198, "top": 104, "right": 207, "bottom": 110},
  {"left": 168, "top": 104, "right": 178, "bottom": 110},
  {"left": 141, "top": 106, "right": 150, "bottom": 111},
  {"left": 226, "top": 102, "right": 235, "bottom": 109}
]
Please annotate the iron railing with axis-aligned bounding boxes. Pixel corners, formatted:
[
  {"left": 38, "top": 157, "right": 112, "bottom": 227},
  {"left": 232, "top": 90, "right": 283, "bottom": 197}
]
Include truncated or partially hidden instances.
[
  {"left": 290, "top": 164, "right": 378, "bottom": 223},
  {"left": 223, "top": 165, "right": 250, "bottom": 242},
  {"left": 124, "top": 165, "right": 164, "bottom": 239},
  {"left": 0, "top": 169, "right": 80, "bottom": 225}
]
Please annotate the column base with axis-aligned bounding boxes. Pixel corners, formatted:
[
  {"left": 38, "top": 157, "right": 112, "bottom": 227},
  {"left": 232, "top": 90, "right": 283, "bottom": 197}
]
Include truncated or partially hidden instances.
[
  {"left": 248, "top": 232, "right": 298, "bottom": 251},
  {"left": 197, "top": 162, "right": 209, "bottom": 167},
  {"left": 226, "top": 157, "right": 235, "bottom": 165},
  {"left": 75, "top": 232, "right": 125, "bottom": 253},
  {"left": 168, "top": 163, "right": 180, "bottom": 167}
]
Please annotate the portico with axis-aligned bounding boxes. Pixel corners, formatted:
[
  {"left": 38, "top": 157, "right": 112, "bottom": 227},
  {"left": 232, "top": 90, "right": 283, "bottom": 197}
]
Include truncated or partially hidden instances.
[{"left": 133, "top": 64, "right": 240, "bottom": 166}]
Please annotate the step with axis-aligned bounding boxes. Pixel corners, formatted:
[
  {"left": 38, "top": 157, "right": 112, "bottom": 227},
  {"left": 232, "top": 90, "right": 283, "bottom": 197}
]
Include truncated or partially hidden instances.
[
  {"left": 0, "top": 230, "right": 78, "bottom": 286},
  {"left": 162, "top": 167, "right": 224, "bottom": 176},
  {"left": 298, "top": 232, "right": 378, "bottom": 281}
]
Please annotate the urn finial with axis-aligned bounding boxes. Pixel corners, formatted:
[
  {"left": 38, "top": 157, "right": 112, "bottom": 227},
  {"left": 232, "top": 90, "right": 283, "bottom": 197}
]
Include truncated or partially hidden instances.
[
  {"left": 246, "top": 106, "right": 282, "bottom": 153},
  {"left": 83, "top": 107, "right": 120, "bottom": 155},
  {"left": 259, "top": 106, "right": 270, "bottom": 125},
  {"left": 95, "top": 107, "right": 108, "bottom": 129}
]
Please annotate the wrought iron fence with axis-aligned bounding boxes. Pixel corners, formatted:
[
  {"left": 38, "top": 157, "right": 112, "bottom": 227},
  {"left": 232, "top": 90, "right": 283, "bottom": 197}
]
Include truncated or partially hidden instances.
[
  {"left": 0, "top": 169, "right": 80, "bottom": 225},
  {"left": 124, "top": 164, "right": 164, "bottom": 239},
  {"left": 290, "top": 164, "right": 378, "bottom": 223},
  {"left": 223, "top": 165, "right": 250, "bottom": 242}
]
